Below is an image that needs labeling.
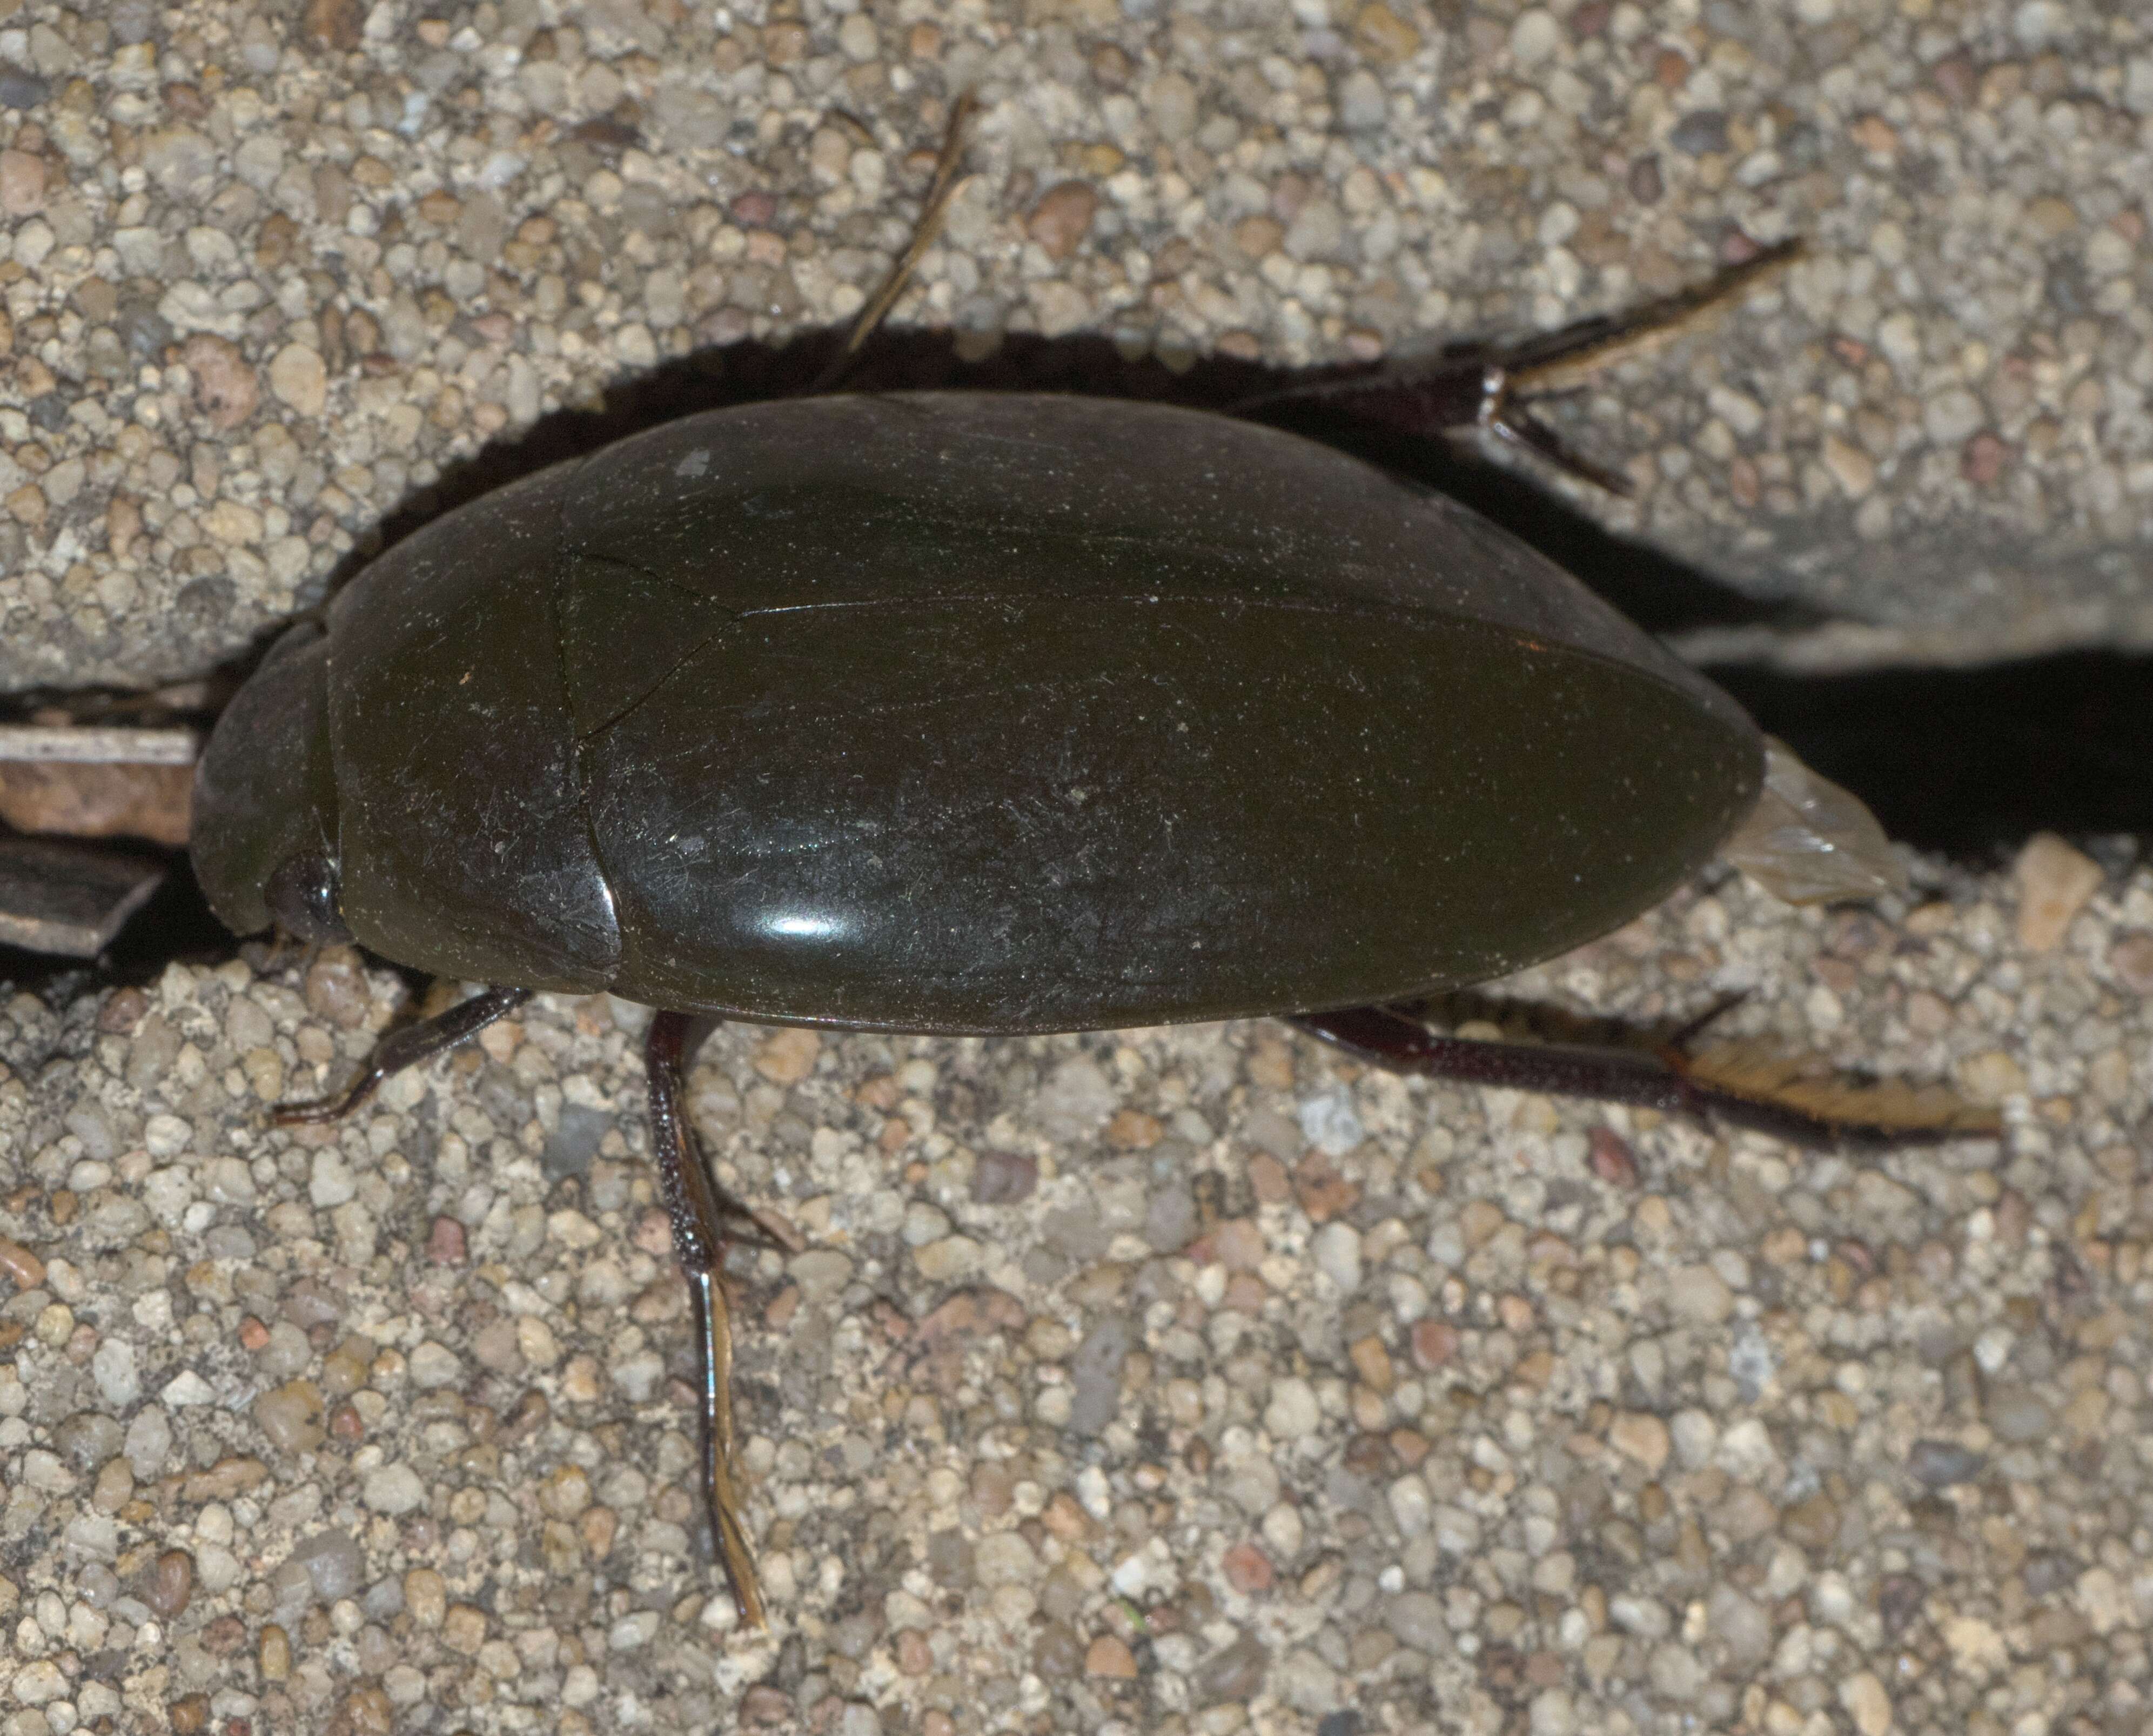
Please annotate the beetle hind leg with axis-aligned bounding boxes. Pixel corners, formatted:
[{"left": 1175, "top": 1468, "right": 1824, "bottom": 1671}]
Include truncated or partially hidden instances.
[
  {"left": 1289, "top": 995, "right": 1999, "bottom": 1150},
  {"left": 644, "top": 1010, "right": 772, "bottom": 1631},
  {"left": 1230, "top": 238, "right": 1802, "bottom": 495}
]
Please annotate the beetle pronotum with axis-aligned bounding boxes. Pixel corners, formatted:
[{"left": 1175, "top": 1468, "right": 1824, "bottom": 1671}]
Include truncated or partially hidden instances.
[{"left": 187, "top": 102, "right": 1995, "bottom": 1627}]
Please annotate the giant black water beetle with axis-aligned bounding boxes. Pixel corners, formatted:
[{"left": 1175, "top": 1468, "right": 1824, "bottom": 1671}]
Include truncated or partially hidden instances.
[{"left": 185, "top": 108, "right": 1996, "bottom": 1624}]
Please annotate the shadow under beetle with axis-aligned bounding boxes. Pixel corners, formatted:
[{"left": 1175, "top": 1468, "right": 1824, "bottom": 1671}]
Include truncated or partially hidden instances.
[{"left": 187, "top": 108, "right": 1997, "bottom": 1626}]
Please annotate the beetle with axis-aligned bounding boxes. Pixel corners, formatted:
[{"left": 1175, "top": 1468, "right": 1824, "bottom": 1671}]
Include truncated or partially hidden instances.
[{"left": 184, "top": 120, "right": 1995, "bottom": 1627}]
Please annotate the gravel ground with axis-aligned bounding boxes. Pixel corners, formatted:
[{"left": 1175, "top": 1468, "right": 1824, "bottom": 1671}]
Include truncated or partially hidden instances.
[
  {"left": 5, "top": 851, "right": 2152, "bottom": 1735},
  {"left": 2, "top": 2, "right": 2151, "bottom": 1734},
  {"left": 0, "top": 0, "right": 2147, "bottom": 689}
]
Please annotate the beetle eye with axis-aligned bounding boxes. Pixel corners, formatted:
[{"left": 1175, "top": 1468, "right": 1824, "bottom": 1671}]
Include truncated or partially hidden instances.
[{"left": 265, "top": 851, "right": 353, "bottom": 944}]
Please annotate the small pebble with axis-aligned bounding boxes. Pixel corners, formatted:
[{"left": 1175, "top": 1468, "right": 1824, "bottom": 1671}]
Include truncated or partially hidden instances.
[
  {"left": 1609, "top": 1412, "right": 1671, "bottom": 1474},
  {"left": 1907, "top": 1439, "right": 1987, "bottom": 1487},
  {"left": 1783, "top": 1491, "right": 1842, "bottom": 1549},
  {"left": 1984, "top": 1385, "right": 2051, "bottom": 1443},
  {"left": 1310, "top": 1222, "right": 1364, "bottom": 1292},
  {"left": 143, "top": 1549, "right": 195, "bottom": 1617},
  {"left": 1085, "top": 1634, "right": 1137, "bottom": 1678},
  {"left": 1667, "top": 1264, "right": 1734, "bottom": 1325},
  {"left": 1223, "top": 1541, "right": 1274, "bottom": 1592},
  {"left": 1840, "top": 1671, "right": 1893, "bottom": 1736},
  {"left": 179, "top": 333, "right": 258, "bottom": 430},
  {"left": 2015, "top": 833, "right": 2103, "bottom": 951},
  {"left": 1587, "top": 1127, "right": 1639, "bottom": 1186},
  {"left": 1411, "top": 1320, "right": 1459, "bottom": 1368},
  {"left": 1067, "top": 1317, "right": 1135, "bottom": 1436},
  {"left": 407, "top": 1342, "right": 462, "bottom": 1389},
  {"left": 1668, "top": 109, "right": 1729, "bottom": 154},
  {"left": 974, "top": 1532, "right": 1037, "bottom": 1588},
  {"left": 972, "top": 1149, "right": 1038, "bottom": 1203},
  {"left": 1386, "top": 1591, "right": 1446, "bottom": 1653},
  {"left": 740, "top": 1687, "right": 793, "bottom": 1725},
  {"left": 290, "top": 1530, "right": 366, "bottom": 1601},
  {"left": 0, "top": 65, "right": 50, "bottom": 109},
  {"left": 2108, "top": 930, "right": 2153, "bottom": 994},
  {"left": 1960, "top": 430, "right": 2011, "bottom": 486},
  {"left": 363, "top": 1465, "right": 427, "bottom": 1516},
  {"left": 426, "top": 1216, "right": 468, "bottom": 1263},
  {"left": 0, "top": 146, "right": 44, "bottom": 215},
  {"left": 1264, "top": 1377, "right": 1321, "bottom": 1441},
  {"left": 268, "top": 342, "right": 328, "bottom": 416},
  {"left": 1027, "top": 181, "right": 1099, "bottom": 261},
  {"left": 539, "top": 1465, "right": 593, "bottom": 1520},
  {"left": 753, "top": 1027, "right": 820, "bottom": 1084},
  {"left": 304, "top": 950, "right": 371, "bottom": 1025},
  {"left": 254, "top": 1380, "right": 326, "bottom": 1453},
  {"left": 1193, "top": 1631, "right": 1270, "bottom": 1704},
  {"left": 1821, "top": 434, "right": 1877, "bottom": 498},
  {"left": 260, "top": 1624, "right": 292, "bottom": 1680}
]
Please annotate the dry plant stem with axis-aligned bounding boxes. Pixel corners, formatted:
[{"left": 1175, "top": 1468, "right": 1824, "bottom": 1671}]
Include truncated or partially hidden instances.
[{"left": 0, "top": 725, "right": 200, "bottom": 764}]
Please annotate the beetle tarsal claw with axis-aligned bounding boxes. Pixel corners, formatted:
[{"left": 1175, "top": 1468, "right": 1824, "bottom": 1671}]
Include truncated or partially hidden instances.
[{"left": 689, "top": 1267, "right": 767, "bottom": 1631}]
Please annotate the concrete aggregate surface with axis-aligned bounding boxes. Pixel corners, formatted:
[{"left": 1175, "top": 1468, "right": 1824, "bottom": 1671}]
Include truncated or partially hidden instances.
[
  {"left": 0, "top": 0, "right": 2145, "bottom": 686},
  {"left": 5, "top": 859, "right": 2153, "bottom": 1734},
  {"left": 0, "top": 1, "right": 2149, "bottom": 1734}
]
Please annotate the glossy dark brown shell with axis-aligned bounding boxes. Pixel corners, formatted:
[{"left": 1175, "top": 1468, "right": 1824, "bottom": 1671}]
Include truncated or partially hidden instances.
[{"left": 223, "top": 393, "right": 1763, "bottom": 1031}]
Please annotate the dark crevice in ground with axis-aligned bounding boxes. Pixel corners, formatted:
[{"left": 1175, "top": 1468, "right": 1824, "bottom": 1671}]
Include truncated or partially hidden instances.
[
  {"left": 1707, "top": 651, "right": 2153, "bottom": 859},
  {"left": 3, "top": 325, "right": 2148, "bottom": 995}
]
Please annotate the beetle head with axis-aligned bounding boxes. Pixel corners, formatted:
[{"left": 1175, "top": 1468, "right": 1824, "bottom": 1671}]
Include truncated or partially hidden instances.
[{"left": 193, "top": 622, "right": 348, "bottom": 941}]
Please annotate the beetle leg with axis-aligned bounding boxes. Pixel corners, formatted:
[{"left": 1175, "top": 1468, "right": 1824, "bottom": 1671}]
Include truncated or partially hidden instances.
[
  {"left": 1494, "top": 238, "right": 1803, "bottom": 394},
  {"left": 272, "top": 984, "right": 533, "bottom": 1124},
  {"left": 1230, "top": 238, "right": 1802, "bottom": 494},
  {"left": 644, "top": 1010, "right": 769, "bottom": 1631},
  {"left": 1660, "top": 988, "right": 1754, "bottom": 1051},
  {"left": 1482, "top": 401, "right": 1636, "bottom": 497},
  {"left": 1225, "top": 359, "right": 1493, "bottom": 442},
  {"left": 805, "top": 90, "right": 979, "bottom": 395},
  {"left": 1288, "top": 1000, "right": 1998, "bottom": 1150}
]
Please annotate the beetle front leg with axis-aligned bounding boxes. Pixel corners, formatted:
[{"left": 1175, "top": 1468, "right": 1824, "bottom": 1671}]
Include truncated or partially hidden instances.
[
  {"left": 643, "top": 1010, "right": 773, "bottom": 1631},
  {"left": 273, "top": 984, "right": 534, "bottom": 1124}
]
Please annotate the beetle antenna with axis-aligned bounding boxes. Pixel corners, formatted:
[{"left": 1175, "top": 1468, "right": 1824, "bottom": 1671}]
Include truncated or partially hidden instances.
[{"left": 806, "top": 90, "right": 980, "bottom": 396}]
